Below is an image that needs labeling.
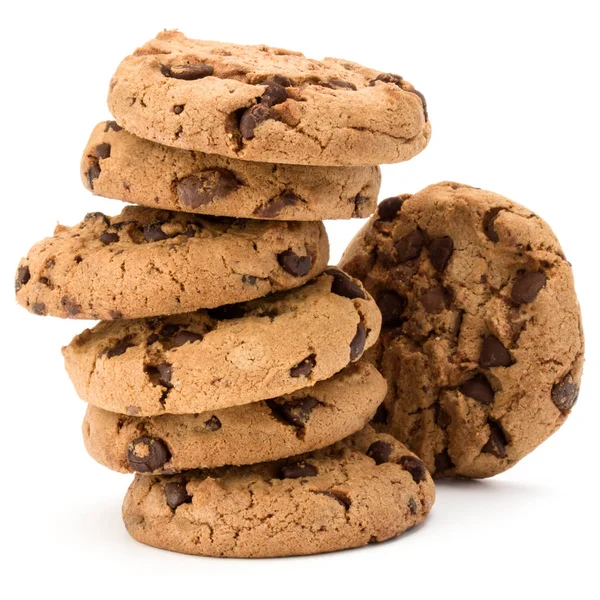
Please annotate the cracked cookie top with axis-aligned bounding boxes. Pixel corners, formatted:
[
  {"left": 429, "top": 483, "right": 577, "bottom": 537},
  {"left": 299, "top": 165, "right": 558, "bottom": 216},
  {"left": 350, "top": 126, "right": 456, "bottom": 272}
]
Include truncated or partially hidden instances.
[
  {"left": 15, "top": 205, "right": 329, "bottom": 320},
  {"left": 340, "top": 181, "right": 584, "bottom": 478},
  {"left": 107, "top": 30, "right": 431, "bottom": 166}
]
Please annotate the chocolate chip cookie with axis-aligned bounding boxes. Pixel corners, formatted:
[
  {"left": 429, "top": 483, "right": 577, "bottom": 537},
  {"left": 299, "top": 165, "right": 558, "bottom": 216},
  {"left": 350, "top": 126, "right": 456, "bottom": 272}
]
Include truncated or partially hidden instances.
[
  {"left": 15, "top": 206, "right": 328, "bottom": 320},
  {"left": 82, "top": 121, "right": 380, "bottom": 220},
  {"left": 63, "top": 269, "right": 382, "bottom": 415},
  {"left": 340, "top": 182, "right": 584, "bottom": 478},
  {"left": 83, "top": 359, "right": 386, "bottom": 473},
  {"left": 122, "top": 426, "right": 435, "bottom": 557},
  {"left": 107, "top": 30, "right": 430, "bottom": 166}
]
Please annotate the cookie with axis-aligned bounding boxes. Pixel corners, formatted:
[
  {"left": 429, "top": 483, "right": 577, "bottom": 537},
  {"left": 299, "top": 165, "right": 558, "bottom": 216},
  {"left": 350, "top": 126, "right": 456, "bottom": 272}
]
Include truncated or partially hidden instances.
[
  {"left": 82, "top": 121, "right": 380, "bottom": 220},
  {"left": 340, "top": 182, "right": 584, "bottom": 478},
  {"left": 122, "top": 426, "right": 435, "bottom": 557},
  {"left": 15, "top": 206, "right": 328, "bottom": 320},
  {"left": 63, "top": 269, "right": 382, "bottom": 415},
  {"left": 107, "top": 30, "right": 430, "bottom": 167},
  {"left": 83, "top": 359, "right": 386, "bottom": 473}
]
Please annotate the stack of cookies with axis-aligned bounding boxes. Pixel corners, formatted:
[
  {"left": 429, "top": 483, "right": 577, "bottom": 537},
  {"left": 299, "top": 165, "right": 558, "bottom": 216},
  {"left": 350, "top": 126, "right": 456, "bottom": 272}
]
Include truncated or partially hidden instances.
[{"left": 14, "top": 31, "right": 436, "bottom": 557}]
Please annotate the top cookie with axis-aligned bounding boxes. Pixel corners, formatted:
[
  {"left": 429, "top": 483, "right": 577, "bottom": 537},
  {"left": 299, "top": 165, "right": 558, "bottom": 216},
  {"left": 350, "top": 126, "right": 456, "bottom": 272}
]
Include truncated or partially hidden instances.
[
  {"left": 107, "top": 30, "right": 430, "bottom": 166},
  {"left": 340, "top": 182, "right": 584, "bottom": 478}
]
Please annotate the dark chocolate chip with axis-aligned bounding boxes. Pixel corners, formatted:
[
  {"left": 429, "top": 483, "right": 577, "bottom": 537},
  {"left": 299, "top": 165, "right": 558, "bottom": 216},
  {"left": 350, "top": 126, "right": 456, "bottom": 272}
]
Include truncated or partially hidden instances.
[
  {"left": 164, "top": 481, "right": 191, "bottom": 509},
  {"left": 177, "top": 169, "right": 240, "bottom": 209},
  {"left": 143, "top": 222, "right": 169, "bottom": 242},
  {"left": 421, "top": 286, "right": 448, "bottom": 313},
  {"left": 325, "top": 268, "right": 366, "bottom": 299},
  {"left": 144, "top": 362, "right": 173, "bottom": 388},
  {"left": 317, "top": 490, "right": 351, "bottom": 509},
  {"left": 204, "top": 416, "right": 222, "bottom": 432},
  {"left": 109, "top": 310, "right": 123, "bottom": 319},
  {"left": 242, "top": 275, "right": 257, "bottom": 285},
  {"left": 207, "top": 304, "right": 246, "bottom": 320},
  {"left": 406, "top": 88, "right": 428, "bottom": 121},
  {"left": 479, "top": 336, "right": 513, "bottom": 367},
  {"left": 95, "top": 143, "right": 111, "bottom": 159},
  {"left": 483, "top": 208, "right": 503, "bottom": 242},
  {"left": 511, "top": 272, "right": 547, "bottom": 304},
  {"left": 551, "top": 372, "right": 580, "bottom": 413},
  {"left": 260, "top": 79, "right": 289, "bottom": 107},
  {"left": 127, "top": 437, "right": 171, "bottom": 473},
  {"left": 83, "top": 212, "right": 110, "bottom": 226},
  {"left": 482, "top": 421, "right": 508, "bottom": 458},
  {"left": 349, "top": 321, "right": 367, "bottom": 361},
  {"left": 400, "top": 455, "right": 428, "bottom": 483},
  {"left": 31, "top": 302, "right": 46, "bottom": 315},
  {"left": 459, "top": 373, "right": 495, "bottom": 405},
  {"left": 408, "top": 497, "right": 418, "bottom": 514},
  {"left": 146, "top": 333, "right": 159, "bottom": 345},
  {"left": 367, "top": 440, "right": 393, "bottom": 465},
  {"left": 173, "top": 104, "right": 185, "bottom": 114},
  {"left": 371, "top": 73, "right": 404, "bottom": 86},
  {"left": 100, "top": 231, "right": 119, "bottom": 245},
  {"left": 269, "top": 74, "right": 292, "bottom": 87},
  {"left": 106, "top": 334, "right": 136, "bottom": 358},
  {"left": 372, "top": 403, "right": 389, "bottom": 425},
  {"left": 15, "top": 265, "right": 31, "bottom": 290},
  {"left": 254, "top": 191, "right": 300, "bottom": 218},
  {"left": 328, "top": 78, "right": 357, "bottom": 90},
  {"left": 280, "top": 461, "right": 317, "bottom": 479},
  {"left": 377, "top": 290, "right": 407, "bottom": 327},
  {"left": 160, "top": 63, "right": 214, "bottom": 80},
  {"left": 429, "top": 236, "right": 454, "bottom": 272},
  {"left": 396, "top": 230, "right": 424, "bottom": 262},
  {"left": 86, "top": 161, "right": 101, "bottom": 190},
  {"left": 434, "top": 449, "right": 455, "bottom": 474},
  {"left": 240, "top": 103, "right": 272, "bottom": 139},
  {"left": 290, "top": 354, "right": 316, "bottom": 378},
  {"left": 377, "top": 196, "right": 404, "bottom": 222},
  {"left": 171, "top": 330, "right": 203, "bottom": 347},
  {"left": 159, "top": 323, "right": 180, "bottom": 337},
  {"left": 277, "top": 250, "right": 312, "bottom": 276},
  {"left": 351, "top": 193, "right": 369, "bottom": 217},
  {"left": 266, "top": 396, "right": 319, "bottom": 428},
  {"left": 104, "top": 120, "right": 123, "bottom": 132},
  {"left": 61, "top": 296, "right": 81, "bottom": 317}
]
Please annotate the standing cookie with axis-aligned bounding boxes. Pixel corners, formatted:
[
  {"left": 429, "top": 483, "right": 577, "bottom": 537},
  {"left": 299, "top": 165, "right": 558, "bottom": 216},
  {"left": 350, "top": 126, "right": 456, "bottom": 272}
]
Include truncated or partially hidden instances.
[
  {"left": 107, "top": 30, "right": 430, "bottom": 166},
  {"left": 15, "top": 206, "right": 328, "bottom": 320},
  {"left": 82, "top": 121, "right": 380, "bottom": 220},
  {"left": 340, "top": 182, "right": 584, "bottom": 478}
]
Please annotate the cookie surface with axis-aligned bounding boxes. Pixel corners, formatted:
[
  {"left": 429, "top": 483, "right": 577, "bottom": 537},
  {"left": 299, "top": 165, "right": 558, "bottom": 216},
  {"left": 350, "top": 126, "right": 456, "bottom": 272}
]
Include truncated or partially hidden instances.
[
  {"left": 122, "top": 426, "right": 435, "bottom": 557},
  {"left": 107, "top": 30, "right": 430, "bottom": 166},
  {"left": 63, "top": 269, "right": 382, "bottom": 415},
  {"left": 340, "top": 182, "right": 584, "bottom": 478},
  {"left": 82, "top": 121, "right": 380, "bottom": 220},
  {"left": 15, "top": 206, "right": 328, "bottom": 320},
  {"left": 83, "top": 359, "right": 386, "bottom": 473}
]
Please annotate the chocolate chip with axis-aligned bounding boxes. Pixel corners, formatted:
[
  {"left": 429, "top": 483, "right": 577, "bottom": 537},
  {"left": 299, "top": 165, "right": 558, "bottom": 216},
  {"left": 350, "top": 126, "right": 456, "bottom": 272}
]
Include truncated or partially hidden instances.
[
  {"left": 144, "top": 362, "right": 173, "bottom": 388},
  {"left": 511, "top": 272, "right": 547, "bottom": 304},
  {"left": 434, "top": 449, "right": 454, "bottom": 474},
  {"left": 86, "top": 161, "right": 101, "bottom": 190},
  {"left": 421, "top": 285, "right": 448, "bottom": 313},
  {"left": 106, "top": 334, "right": 136, "bottom": 358},
  {"left": 84, "top": 212, "right": 110, "bottom": 226},
  {"left": 164, "top": 482, "right": 191, "bottom": 509},
  {"left": 146, "top": 333, "right": 160, "bottom": 345},
  {"left": 171, "top": 330, "right": 203, "bottom": 347},
  {"left": 482, "top": 421, "right": 508, "bottom": 458},
  {"left": 204, "top": 416, "right": 222, "bottom": 431},
  {"left": 15, "top": 265, "right": 31, "bottom": 290},
  {"left": 483, "top": 208, "right": 503, "bottom": 242},
  {"left": 459, "top": 373, "right": 495, "bottom": 405},
  {"left": 109, "top": 310, "right": 122, "bottom": 319},
  {"left": 242, "top": 275, "right": 257, "bottom": 285},
  {"left": 350, "top": 321, "right": 367, "bottom": 361},
  {"left": 325, "top": 268, "right": 366, "bottom": 299},
  {"left": 31, "top": 302, "right": 46, "bottom": 315},
  {"left": 159, "top": 323, "right": 180, "bottom": 337},
  {"left": 367, "top": 440, "right": 393, "bottom": 465},
  {"left": 177, "top": 169, "right": 240, "bottom": 209},
  {"left": 479, "top": 336, "right": 513, "bottom": 367},
  {"left": 100, "top": 231, "right": 119, "bottom": 245},
  {"left": 290, "top": 354, "right": 316, "bottom": 378},
  {"left": 280, "top": 461, "right": 317, "bottom": 479},
  {"left": 429, "top": 236, "right": 454, "bottom": 272},
  {"left": 254, "top": 191, "right": 300, "bottom": 218},
  {"left": 408, "top": 497, "right": 418, "bottom": 514},
  {"left": 160, "top": 63, "right": 214, "bottom": 80},
  {"left": 260, "top": 79, "right": 289, "bottom": 107},
  {"left": 377, "top": 290, "right": 407, "bottom": 327},
  {"left": 127, "top": 437, "right": 171, "bottom": 473},
  {"left": 277, "top": 250, "right": 312, "bottom": 276},
  {"left": 328, "top": 78, "right": 357, "bottom": 90},
  {"left": 400, "top": 455, "right": 428, "bottom": 483},
  {"left": 61, "top": 296, "right": 81, "bottom": 317},
  {"left": 104, "top": 120, "right": 122, "bottom": 132},
  {"left": 143, "top": 222, "right": 169, "bottom": 242},
  {"left": 371, "top": 73, "right": 404, "bottom": 86},
  {"left": 551, "top": 372, "right": 580, "bottom": 413},
  {"left": 95, "top": 143, "right": 111, "bottom": 159},
  {"left": 267, "top": 396, "right": 319, "bottom": 428},
  {"left": 269, "top": 74, "right": 292, "bottom": 87},
  {"left": 372, "top": 403, "right": 389, "bottom": 425},
  {"left": 396, "top": 230, "right": 424, "bottom": 262},
  {"left": 240, "top": 103, "right": 272, "bottom": 139},
  {"left": 377, "top": 196, "right": 404, "bottom": 222},
  {"left": 317, "top": 490, "right": 351, "bottom": 509},
  {"left": 351, "top": 193, "right": 369, "bottom": 217},
  {"left": 173, "top": 104, "right": 185, "bottom": 114},
  {"left": 406, "top": 88, "right": 428, "bottom": 121},
  {"left": 207, "top": 304, "right": 246, "bottom": 320}
]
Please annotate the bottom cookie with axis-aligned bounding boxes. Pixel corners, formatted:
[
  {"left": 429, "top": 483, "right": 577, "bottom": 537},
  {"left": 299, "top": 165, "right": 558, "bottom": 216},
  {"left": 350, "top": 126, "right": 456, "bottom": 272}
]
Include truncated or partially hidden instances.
[{"left": 122, "top": 427, "right": 435, "bottom": 558}]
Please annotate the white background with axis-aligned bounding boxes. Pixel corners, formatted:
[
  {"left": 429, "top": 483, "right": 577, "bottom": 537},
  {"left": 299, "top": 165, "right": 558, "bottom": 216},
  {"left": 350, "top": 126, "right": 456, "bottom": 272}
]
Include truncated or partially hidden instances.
[{"left": 1, "top": 1, "right": 598, "bottom": 598}]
